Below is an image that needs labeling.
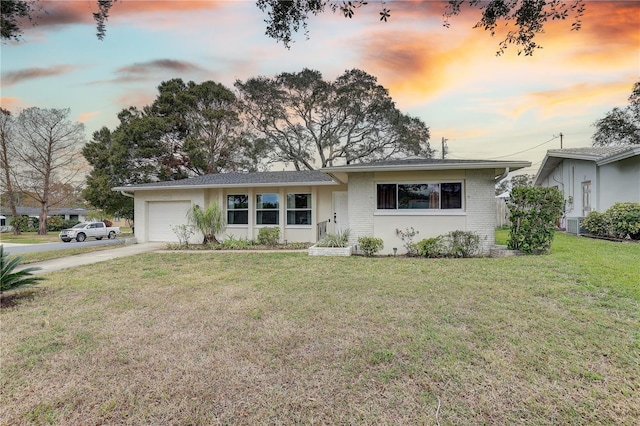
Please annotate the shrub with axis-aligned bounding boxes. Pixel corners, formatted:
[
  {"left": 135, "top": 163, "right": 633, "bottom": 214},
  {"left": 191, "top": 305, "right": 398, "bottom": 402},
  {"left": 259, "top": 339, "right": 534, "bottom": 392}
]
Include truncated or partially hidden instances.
[
  {"left": 508, "top": 186, "right": 564, "bottom": 254},
  {"left": 171, "top": 224, "right": 195, "bottom": 248},
  {"left": 220, "top": 235, "right": 253, "bottom": 249},
  {"left": 445, "top": 230, "right": 481, "bottom": 258},
  {"left": 257, "top": 227, "right": 280, "bottom": 246},
  {"left": 416, "top": 231, "right": 481, "bottom": 258},
  {"left": 9, "top": 216, "right": 29, "bottom": 233},
  {"left": 317, "top": 229, "right": 350, "bottom": 247},
  {"left": 606, "top": 202, "right": 640, "bottom": 240},
  {"left": 416, "top": 236, "right": 445, "bottom": 258},
  {"left": 1, "top": 246, "right": 43, "bottom": 295},
  {"left": 45, "top": 216, "right": 65, "bottom": 232},
  {"left": 26, "top": 216, "right": 39, "bottom": 232},
  {"left": 395, "top": 227, "right": 420, "bottom": 256},
  {"left": 63, "top": 219, "right": 80, "bottom": 229},
  {"left": 582, "top": 211, "right": 609, "bottom": 237},
  {"left": 357, "top": 237, "right": 384, "bottom": 257}
]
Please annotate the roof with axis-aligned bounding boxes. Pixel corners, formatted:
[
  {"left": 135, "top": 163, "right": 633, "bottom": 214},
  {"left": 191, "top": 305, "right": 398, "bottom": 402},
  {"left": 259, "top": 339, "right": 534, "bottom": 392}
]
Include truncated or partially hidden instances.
[
  {"left": 0, "top": 207, "right": 88, "bottom": 217},
  {"left": 534, "top": 145, "right": 640, "bottom": 185},
  {"left": 321, "top": 157, "right": 531, "bottom": 174},
  {"left": 112, "top": 170, "right": 338, "bottom": 192}
]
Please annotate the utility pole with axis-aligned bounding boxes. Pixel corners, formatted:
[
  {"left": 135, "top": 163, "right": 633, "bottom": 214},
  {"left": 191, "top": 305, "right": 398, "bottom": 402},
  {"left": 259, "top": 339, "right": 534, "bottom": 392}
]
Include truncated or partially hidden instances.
[
  {"left": 441, "top": 137, "right": 448, "bottom": 159},
  {"left": 560, "top": 132, "right": 563, "bottom": 149}
]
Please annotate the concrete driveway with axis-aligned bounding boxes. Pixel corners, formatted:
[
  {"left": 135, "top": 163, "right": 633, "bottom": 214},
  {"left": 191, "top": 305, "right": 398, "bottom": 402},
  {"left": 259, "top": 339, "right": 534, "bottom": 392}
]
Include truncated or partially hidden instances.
[{"left": 14, "top": 242, "right": 166, "bottom": 275}]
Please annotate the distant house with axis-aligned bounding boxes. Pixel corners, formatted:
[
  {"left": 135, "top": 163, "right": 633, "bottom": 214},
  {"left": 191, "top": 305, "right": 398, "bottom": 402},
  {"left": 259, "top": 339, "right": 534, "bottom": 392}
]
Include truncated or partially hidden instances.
[
  {"left": 0, "top": 206, "right": 88, "bottom": 224},
  {"left": 534, "top": 146, "right": 640, "bottom": 232},
  {"left": 113, "top": 157, "right": 530, "bottom": 255}
]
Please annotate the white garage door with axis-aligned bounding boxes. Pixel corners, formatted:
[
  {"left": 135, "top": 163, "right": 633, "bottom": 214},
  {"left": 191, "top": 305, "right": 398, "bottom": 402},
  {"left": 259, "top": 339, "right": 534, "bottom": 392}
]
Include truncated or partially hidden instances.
[{"left": 148, "top": 201, "right": 191, "bottom": 242}]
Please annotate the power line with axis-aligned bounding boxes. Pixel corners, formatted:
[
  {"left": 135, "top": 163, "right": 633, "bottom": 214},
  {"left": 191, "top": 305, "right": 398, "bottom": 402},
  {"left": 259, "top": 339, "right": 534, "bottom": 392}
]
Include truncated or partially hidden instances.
[{"left": 491, "top": 135, "right": 559, "bottom": 159}]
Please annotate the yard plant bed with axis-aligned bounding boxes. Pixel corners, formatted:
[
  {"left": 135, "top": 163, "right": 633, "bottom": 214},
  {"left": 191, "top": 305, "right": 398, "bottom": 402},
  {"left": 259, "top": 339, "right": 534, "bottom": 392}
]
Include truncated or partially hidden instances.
[{"left": 1, "top": 233, "right": 638, "bottom": 424}]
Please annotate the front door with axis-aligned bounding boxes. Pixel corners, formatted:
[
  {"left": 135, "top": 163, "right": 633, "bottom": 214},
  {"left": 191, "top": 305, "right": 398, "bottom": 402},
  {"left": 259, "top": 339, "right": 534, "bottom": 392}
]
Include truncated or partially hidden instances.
[{"left": 333, "top": 191, "right": 349, "bottom": 234}]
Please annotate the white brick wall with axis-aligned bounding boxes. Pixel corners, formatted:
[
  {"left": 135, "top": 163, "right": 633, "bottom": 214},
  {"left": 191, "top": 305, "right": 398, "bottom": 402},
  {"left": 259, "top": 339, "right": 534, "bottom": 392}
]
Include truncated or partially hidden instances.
[
  {"left": 308, "top": 245, "right": 352, "bottom": 256},
  {"left": 347, "top": 172, "right": 375, "bottom": 246},
  {"left": 465, "top": 169, "right": 496, "bottom": 253}
]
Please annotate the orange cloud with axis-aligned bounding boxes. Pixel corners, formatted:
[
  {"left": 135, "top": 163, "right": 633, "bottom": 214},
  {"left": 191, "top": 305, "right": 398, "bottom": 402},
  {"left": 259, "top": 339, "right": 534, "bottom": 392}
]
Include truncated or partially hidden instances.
[
  {"left": 355, "top": 25, "right": 488, "bottom": 107},
  {"left": 77, "top": 111, "right": 100, "bottom": 123},
  {"left": 31, "top": 0, "right": 223, "bottom": 28},
  {"left": 0, "top": 97, "right": 22, "bottom": 112},
  {"left": 530, "top": 1, "right": 640, "bottom": 68},
  {"left": 482, "top": 79, "right": 635, "bottom": 121},
  {"left": 1, "top": 65, "right": 75, "bottom": 87}
]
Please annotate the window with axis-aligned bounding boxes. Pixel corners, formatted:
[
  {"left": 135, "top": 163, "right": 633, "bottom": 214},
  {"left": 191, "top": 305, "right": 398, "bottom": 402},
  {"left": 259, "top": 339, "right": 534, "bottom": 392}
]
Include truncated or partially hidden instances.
[
  {"left": 582, "top": 181, "right": 591, "bottom": 216},
  {"left": 287, "top": 193, "right": 312, "bottom": 225},
  {"left": 227, "top": 194, "right": 248, "bottom": 225},
  {"left": 376, "top": 182, "right": 463, "bottom": 210},
  {"left": 256, "top": 193, "right": 279, "bottom": 225}
]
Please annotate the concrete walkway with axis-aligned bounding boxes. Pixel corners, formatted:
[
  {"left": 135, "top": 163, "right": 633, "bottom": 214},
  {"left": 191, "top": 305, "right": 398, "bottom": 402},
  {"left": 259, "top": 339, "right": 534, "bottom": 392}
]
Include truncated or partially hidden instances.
[{"left": 22, "top": 242, "right": 166, "bottom": 275}]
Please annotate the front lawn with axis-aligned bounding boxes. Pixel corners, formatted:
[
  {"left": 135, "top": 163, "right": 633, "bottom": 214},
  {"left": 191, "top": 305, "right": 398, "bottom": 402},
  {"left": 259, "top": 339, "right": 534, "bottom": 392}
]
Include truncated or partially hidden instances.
[{"left": 1, "top": 233, "right": 638, "bottom": 424}]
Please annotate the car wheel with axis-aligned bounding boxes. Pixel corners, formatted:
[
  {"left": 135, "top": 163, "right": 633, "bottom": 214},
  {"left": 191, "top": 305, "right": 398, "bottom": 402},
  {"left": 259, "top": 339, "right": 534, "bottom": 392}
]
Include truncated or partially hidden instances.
[
  {"left": 108, "top": 231, "right": 116, "bottom": 239},
  {"left": 76, "top": 233, "right": 86, "bottom": 242}
]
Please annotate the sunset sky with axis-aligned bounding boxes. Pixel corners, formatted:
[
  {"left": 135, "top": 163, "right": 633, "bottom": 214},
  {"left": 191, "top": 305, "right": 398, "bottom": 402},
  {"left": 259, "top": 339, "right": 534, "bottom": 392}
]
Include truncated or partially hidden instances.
[{"left": 1, "top": 0, "right": 639, "bottom": 176}]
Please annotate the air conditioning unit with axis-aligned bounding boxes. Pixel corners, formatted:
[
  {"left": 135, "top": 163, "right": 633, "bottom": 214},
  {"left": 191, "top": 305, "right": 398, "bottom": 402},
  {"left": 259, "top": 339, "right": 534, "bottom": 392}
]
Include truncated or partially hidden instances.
[{"left": 566, "top": 217, "right": 584, "bottom": 235}]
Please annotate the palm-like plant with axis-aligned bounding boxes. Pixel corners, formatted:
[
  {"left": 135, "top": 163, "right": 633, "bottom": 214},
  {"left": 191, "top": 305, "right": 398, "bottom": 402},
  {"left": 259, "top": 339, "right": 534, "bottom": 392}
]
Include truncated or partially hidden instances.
[
  {"left": 1, "top": 245, "right": 43, "bottom": 295},
  {"left": 187, "top": 202, "right": 226, "bottom": 244}
]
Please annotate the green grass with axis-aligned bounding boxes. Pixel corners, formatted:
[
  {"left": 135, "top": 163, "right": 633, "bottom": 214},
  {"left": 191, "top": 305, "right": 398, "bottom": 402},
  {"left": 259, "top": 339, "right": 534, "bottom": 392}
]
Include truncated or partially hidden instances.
[
  {"left": 0, "top": 232, "right": 60, "bottom": 244},
  {"left": 1, "top": 232, "right": 638, "bottom": 424}
]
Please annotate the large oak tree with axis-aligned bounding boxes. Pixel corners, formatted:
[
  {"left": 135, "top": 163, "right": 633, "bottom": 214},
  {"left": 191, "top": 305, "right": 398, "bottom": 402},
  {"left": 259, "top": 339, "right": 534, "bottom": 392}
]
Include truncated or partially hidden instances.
[
  {"left": 592, "top": 80, "right": 640, "bottom": 146},
  {"left": 235, "top": 68, "right": 432, "bottom": 170},
  {"left": 3, "top": 1, "right": 584, "bottom": 55},
  {"left": 82, "top": 79, "right": 265, "bottom": 216}
]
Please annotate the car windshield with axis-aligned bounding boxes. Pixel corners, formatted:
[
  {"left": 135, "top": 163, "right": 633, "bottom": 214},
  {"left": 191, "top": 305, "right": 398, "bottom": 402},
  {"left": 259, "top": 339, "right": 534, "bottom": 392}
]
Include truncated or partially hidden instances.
[{"left": 71, "top": 223, "right": 85, "bottom": 229}]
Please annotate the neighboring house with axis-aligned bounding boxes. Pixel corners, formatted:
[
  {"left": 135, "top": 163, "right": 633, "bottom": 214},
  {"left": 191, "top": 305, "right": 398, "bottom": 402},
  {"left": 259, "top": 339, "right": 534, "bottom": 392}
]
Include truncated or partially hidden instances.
[
  {"left": 495, "top": 191, "right": 510, "bottom": 228},
  {"left": 0, "top": 206, "right": 89, "bottom": 224},
  {"left": 534, "top": 146, "right": 640, "bottom": 231},
  {"left": 113, "top": 157, "right": 530, "bottom": 255}
]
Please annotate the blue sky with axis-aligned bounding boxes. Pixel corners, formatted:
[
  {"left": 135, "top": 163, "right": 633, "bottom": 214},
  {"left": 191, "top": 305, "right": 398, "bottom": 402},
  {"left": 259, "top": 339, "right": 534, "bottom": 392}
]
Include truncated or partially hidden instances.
[{"left": 2, "top": 0, "right": 639, "bottom": 175}]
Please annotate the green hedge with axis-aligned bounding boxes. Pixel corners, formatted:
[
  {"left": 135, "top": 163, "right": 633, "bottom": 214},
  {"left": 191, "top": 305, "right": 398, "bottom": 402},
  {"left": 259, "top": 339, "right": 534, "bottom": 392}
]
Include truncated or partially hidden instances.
[
  {"left": 508, "top": 187, "right": 564, "bottom": 254},
  {"left": 582, "top": 203, "right": 640, "bottom": 240}
]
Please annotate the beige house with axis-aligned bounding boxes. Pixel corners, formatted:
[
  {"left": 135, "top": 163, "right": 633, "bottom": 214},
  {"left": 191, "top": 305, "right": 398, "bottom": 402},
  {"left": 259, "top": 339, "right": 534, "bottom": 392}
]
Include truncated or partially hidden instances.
[{"left": 113, "top": 158, "right": 530, "bottom": 254}]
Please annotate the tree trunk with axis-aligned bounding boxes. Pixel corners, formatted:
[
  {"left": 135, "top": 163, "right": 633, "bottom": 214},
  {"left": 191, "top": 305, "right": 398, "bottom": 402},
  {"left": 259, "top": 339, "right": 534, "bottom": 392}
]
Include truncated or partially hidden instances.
[{"left": 38, "top": 202, "right": 48, "bottom": 235}]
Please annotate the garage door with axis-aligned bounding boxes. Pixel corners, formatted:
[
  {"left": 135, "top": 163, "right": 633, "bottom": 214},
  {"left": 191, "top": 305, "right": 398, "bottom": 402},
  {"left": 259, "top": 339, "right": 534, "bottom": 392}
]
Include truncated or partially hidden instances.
[{"left": 148, "top": 201, "right": 191, "bottom": 242}]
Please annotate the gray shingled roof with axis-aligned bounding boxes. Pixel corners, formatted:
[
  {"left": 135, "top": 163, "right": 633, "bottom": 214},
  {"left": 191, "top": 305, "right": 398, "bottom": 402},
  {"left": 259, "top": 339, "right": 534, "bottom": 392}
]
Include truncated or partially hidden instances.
[
  {"left": 322, "top": 156, "right": 530, "bottom": 173},
  {"left": 113, "top": 170, "right": 336, "bottom": 191},
  {"left": 544, "top": 146, "right": 634, "bottom": 160},
  {"left": 534, "top": 145, "right": 640, "bottom": 185},
  {"left": 0, "top": 207, "right": 88, "bottom": 216}
]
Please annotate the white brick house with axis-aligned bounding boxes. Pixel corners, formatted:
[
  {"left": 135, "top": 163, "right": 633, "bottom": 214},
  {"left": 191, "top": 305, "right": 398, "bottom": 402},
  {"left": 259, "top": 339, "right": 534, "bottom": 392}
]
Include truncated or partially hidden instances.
[{"left": 113, "top": 157, "right": 530, "bottom": 254}]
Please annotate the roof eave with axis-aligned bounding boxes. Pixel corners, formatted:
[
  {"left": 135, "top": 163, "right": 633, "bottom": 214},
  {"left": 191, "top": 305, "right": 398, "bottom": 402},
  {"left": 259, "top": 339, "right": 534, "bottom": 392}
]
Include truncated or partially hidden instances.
[
  {"left": 111, "top": 180, "right": 340, "bottom": 192},
  {"left": 596, "top": 146, "right": 640, "bottom": 166},
  {"left": 321, "top": 161, "right": 531, "bottom": 174}
]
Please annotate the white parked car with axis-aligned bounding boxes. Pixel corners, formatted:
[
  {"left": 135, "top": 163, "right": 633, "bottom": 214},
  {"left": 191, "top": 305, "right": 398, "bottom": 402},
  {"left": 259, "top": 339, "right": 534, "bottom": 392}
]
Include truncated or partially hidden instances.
[{"left": 59, "top": 222, "right": 120, "bottom": 242}]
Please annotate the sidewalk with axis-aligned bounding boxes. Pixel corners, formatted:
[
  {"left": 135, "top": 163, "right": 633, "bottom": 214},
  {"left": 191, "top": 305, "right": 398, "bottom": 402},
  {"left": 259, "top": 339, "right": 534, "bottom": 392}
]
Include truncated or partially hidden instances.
[{"left": 22, "top": 242, "right": 166, "bottom": 275}]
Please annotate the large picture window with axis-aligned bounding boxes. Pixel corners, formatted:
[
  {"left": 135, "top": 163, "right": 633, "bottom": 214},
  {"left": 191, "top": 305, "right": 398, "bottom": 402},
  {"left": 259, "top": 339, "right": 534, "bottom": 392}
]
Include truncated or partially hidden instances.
[
  {"left": 227, "top": 195, "right": 248, "bottom": 225},
  {"left": 256, "top": 193, "right": 279, "bottom": 225},
  {"left": 287, "top": 193, "right": 312, "bottom": 225},
  {"left": 377, "top": 182, "right": 462, "bottom": 210}
]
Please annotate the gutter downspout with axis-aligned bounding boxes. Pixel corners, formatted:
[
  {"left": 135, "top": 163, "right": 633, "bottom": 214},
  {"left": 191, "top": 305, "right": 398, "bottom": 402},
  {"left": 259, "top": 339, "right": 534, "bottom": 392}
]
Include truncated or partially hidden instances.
[
  {"left": 495, "top": 167, "right": 509, "bottom": 182},
  {"left": 120, "top": 191, "right": 134, "bottom": 198}
]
